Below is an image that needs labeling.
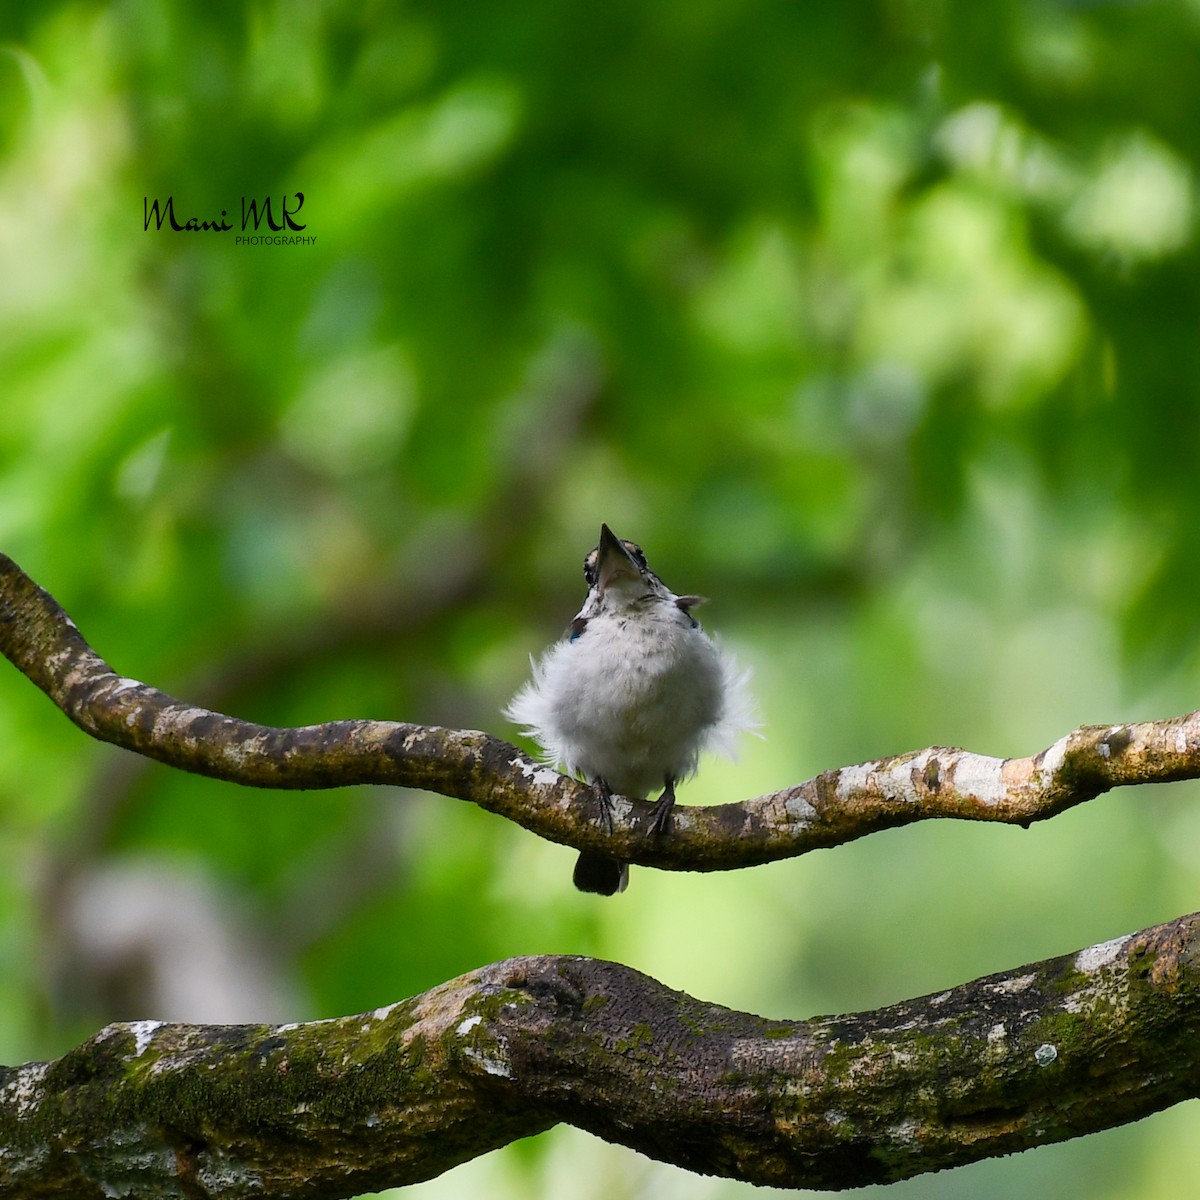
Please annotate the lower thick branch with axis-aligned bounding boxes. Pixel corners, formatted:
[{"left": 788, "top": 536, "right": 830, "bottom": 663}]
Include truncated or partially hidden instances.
[{"left": 3, "top": 913, "right": 1200, "bottom": 1198}]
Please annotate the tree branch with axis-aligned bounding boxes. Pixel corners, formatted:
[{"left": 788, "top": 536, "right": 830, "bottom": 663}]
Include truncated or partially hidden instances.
[
  {"left": 5, "top": 554, "right": 1200, "bottom": 1191},
  {"left": 2, "top": 551, "right": 1199, "bottom": 872},
  {"left": 2, "top": 913, "right": 1199, "bottom": 1198}
]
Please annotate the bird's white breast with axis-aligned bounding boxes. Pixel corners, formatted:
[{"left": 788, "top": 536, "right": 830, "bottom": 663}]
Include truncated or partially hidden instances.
[{"left": 507, "top": 602, "right": 746, "bottom": 799}]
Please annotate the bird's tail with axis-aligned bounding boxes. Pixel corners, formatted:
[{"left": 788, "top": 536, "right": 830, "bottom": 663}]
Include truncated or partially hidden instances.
[{"left": 573, "top": 851, "right": 629, "bottom": 895}]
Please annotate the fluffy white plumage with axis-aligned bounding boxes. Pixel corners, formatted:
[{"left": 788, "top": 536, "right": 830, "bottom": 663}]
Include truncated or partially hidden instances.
[
  {"left": 506, "top": 602, "right": 753, "bottom": 799},
  {"left": 505, "top": 525, "right": 757, "bottom": 892}
]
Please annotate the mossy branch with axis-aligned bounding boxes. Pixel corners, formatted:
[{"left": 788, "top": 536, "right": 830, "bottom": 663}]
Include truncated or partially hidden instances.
[
  {"left": 3, "top": 918, "right": 1200, "bottom": 1198},
  {"left": 1, "top": 551, "right": 1198, "bottom": 870},
  {"left": 5, "top": 554, "right": 1200, "bottom": 1192}
]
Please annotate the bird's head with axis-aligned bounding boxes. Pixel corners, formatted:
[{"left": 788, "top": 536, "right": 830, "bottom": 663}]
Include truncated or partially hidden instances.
[{"left": 584, "top": 524, "right": 651, "bottom": 596}]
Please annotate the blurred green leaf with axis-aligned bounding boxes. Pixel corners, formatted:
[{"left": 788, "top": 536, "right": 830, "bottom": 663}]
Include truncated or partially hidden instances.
[{"left": 4, "top": 1, "right": 1200, "bottom": 1195}]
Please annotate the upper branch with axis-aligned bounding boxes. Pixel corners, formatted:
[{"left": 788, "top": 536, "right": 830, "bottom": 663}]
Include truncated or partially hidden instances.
[
  {"left": 3, "top": 913, "right": 1200, "bottom": 1197},
  {"left": 2, "top": 550, "right": 1198, "bottom": 871}
]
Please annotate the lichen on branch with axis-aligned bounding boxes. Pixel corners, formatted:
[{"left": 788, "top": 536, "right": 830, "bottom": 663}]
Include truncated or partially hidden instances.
[
  {"left": 1, "top": 551, "right": 1199, "bottom": 871},
  {"left": 5, "top": 553, "right": 1200, "bottom": 1193},
  {"left": 2, "top": 919, "right": 1200, "bottom": 1198}
]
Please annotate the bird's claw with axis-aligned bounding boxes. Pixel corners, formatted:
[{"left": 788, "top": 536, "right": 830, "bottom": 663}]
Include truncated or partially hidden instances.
[
  {"left": 592, "top": 778, "right": 615, "bottom": 834},
  {"left": 647, "top": 778, "right": 677, "bottom": 839}
]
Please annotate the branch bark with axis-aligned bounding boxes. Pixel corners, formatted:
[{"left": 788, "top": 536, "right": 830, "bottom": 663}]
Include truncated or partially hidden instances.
[
  {"left": 1, "top": 550, "right": 1198, "bottom": 871},
  {"left": 2, "top": 915, "right": 1199, "bottom": 1198},
  {"left": 5, "top": 553, "right": 1200, "bottom": 1192}
]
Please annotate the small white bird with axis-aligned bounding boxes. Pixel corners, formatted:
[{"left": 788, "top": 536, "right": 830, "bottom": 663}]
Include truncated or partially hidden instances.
[{"left": 506, "top": 523, "right": 757, "bottom": 895}]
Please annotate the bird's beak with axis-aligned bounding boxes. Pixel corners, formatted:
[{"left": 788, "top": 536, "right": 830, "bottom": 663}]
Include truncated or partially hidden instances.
[{"left": 596, "top": 523, "right": 641, "bottom": 591}]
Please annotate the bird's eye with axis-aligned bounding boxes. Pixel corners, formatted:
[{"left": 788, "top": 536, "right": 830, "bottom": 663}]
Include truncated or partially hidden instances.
[{"left": 583, "top": 549, "right": 600, "bottom": 586}]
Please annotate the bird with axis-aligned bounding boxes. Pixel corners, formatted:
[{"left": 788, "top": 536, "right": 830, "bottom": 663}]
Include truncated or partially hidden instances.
[{"left": 505, "top": 523, "right": 757, "bottom": 895}]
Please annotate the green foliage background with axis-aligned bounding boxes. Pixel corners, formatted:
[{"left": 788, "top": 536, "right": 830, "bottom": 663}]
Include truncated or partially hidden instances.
[{"left": 3, "top": 1, "right": 1200, "bottom": 1196}]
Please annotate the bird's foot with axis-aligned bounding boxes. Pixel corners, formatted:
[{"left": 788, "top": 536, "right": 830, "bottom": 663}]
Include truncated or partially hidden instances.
[
  {"left": 592, "top": 778, "right": 615, "bottom": 834},
  {"left": 647, "top": 777, "right": 677, "bottom": 839}
]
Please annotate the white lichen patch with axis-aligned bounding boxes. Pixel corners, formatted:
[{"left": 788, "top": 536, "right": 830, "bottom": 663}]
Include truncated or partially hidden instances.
[
  {"left": 109, "top": 676, "right": 144, "bottom": 696},
  {"left": 47, "top": 648, "right": 74, "bottom": 674},
  {"left": 371, "top": 1001, "right": 401, "bottom": 1023},
  {"left": 989, "top": 973, "right": 1036, "bottom": 996},
  {"left": 987, "top": 1023, "right": 1007, "bottom": 1043},
  {"left": 215, "top": 739, "right": 248, "bottom": 769},
  {"left": 878, "top": 1018, "right": 921, "bottom": 1035},
  {"left": 909, "top": 747, "right": 937, "bottom": 779},
  {"left": 399, "top": 976, "right": 490, "bottom": 1052},
  {"left": 1075, "top": 934, "right": 1130, "bottom": 975},
  {"left": 1, "top": 1061, "right": 48, "bottom": 1117},
  {"left": 611, "top": 796, "right": 635, "bottom": 822},
  {"left": 463, "top": 1046, "right": 511, "bottom": 1077},
  {"left": 510, "top": 757, "right": 563, "bottom": 789},
  {"left": 784, "top": 792, "right": 817, "bottom": 823},
  {"left": 949, "top": 753, "right": 1008, "bottom": 805},
  {"left": 835, "top": 762, "right": 879, "bottom": 801},
  {"left": 1037, "top": 734, "right": 1070, "bottom": 783},
  {"left": 97, "top": 1139, "right": 179, "bottom": 1197},
  {"left": 456, "top": 1015, "right": 483, "bottom": 1036},
  {"left": 126, "top": 1019, "right": 163, "bottom": 1058},
  {"left": 197, "top": 1147, "right": 265, "bottom": 1196},
  {"left": 169, "top": 706, "right": 219, "bottom": 739},
  {"left": 1177, "top": 726, "right": 1190, "bottom": 754},
  {"left": 245, "top": 732, "right": 277, "bottom": 758},
  {"left": 1034, "top": 1043, "right": 1058, "bottom": 1067},
  {"left": 836, "top": 753, "right": 947, "bottom": 805},
  {"left": 269, "top": 1013, "right": 338, "bottom": 1037}
]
